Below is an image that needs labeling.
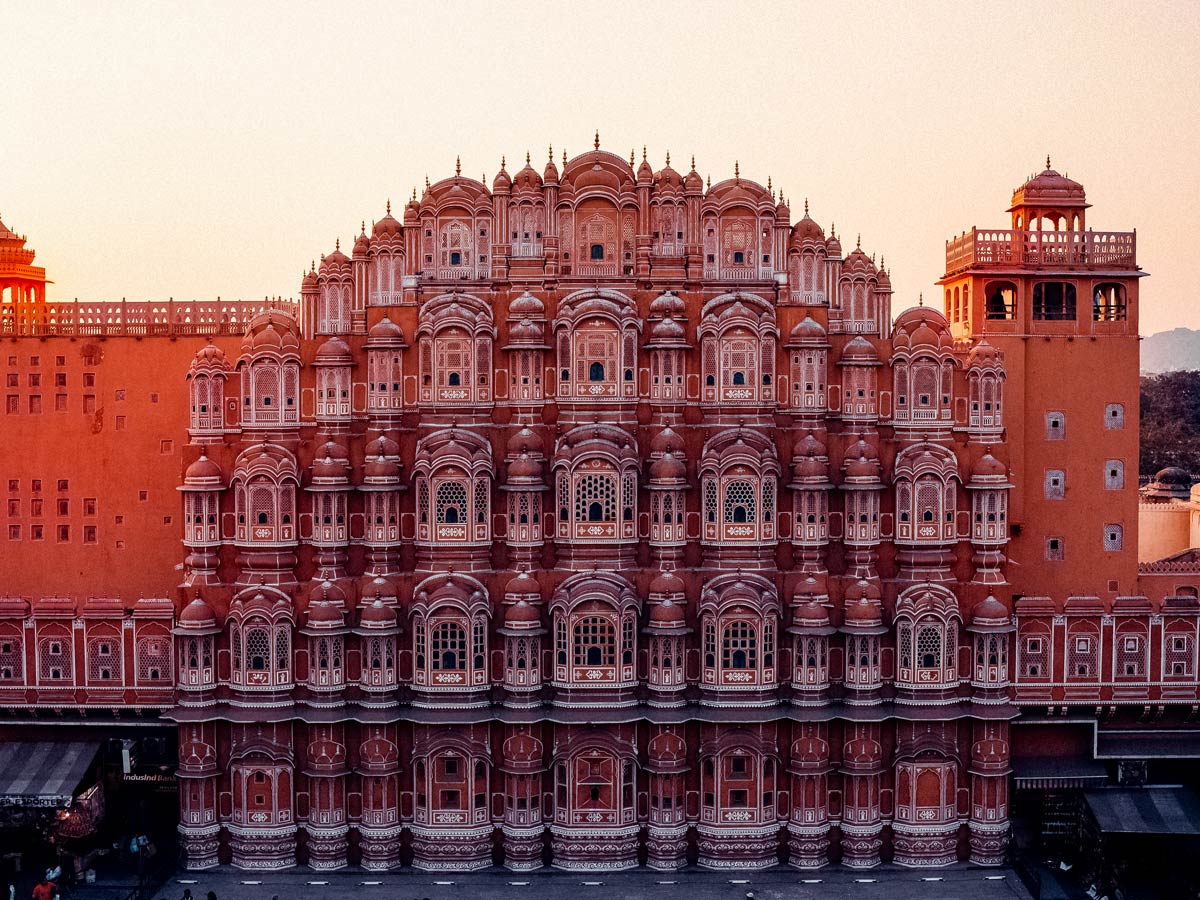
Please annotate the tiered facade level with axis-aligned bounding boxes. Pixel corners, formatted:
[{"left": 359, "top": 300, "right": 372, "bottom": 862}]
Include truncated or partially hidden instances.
[{"left": 0, "top": 147, "right": 1187, "bottom": 873}]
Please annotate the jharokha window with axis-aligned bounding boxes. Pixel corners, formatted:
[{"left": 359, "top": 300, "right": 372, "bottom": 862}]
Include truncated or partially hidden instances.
[
  {"left": 894, "top": 586, "right": 960, "bottom": 691},
  {"left": 416, "top": 293, "right": 494, "bottom": 407},
  {"left": 554, "top": 290, "right": 640, "bottom": 401},
  {"left": 229, "top": 615, "right": 292, "bottom": 689},
  {"left": 894, "top": 444, "right": 959, "bottom": 545},
  {"left": 699, "top": 574, "right": 779, "bottom": 692},
  {"left": 411, "top": 577, "right": 490, "bottom": 695},
  {"left": 700, "top": 428, "right": 780, "bottom": 545},
  {"left": 553, "top": 425, "right": 639, "bottom": 544},
  {"left": 699, "top": 295, "right": 777, "bottom": 406},
  {"left": 701, "top": 747, "right": 777, "bottom": 826},
  {"left": 554, "top": 749, "right": 637, "bottom": 827},
  {"left": 413, "top": 749, "right": 490, "bottom": 827},
  {"left": 551, "top": 572, "right": 639, "bottom": 690},
  {"left": 414, "top": 429, "right": 493, "bottom": 547}
]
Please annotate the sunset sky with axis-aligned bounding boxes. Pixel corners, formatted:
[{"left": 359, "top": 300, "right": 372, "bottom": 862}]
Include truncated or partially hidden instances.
[{"left": 2, "top": 1, "right": 1197, "bottom": 335}]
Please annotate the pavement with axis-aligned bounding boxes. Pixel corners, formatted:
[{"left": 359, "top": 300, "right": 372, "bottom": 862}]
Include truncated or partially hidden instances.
[{"left": 73, "top": 864, "right": 1035, "bottom": 900}]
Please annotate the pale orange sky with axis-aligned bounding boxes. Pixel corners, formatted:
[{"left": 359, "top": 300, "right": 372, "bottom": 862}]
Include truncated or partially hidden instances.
[{"left": 2, "top": 1, "right": 1197, "bottom": 334}]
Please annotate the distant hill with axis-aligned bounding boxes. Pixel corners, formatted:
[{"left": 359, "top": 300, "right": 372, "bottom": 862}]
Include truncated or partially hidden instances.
[{"left": 1142, "top": 328, "right": 1200, "bottom": 374}]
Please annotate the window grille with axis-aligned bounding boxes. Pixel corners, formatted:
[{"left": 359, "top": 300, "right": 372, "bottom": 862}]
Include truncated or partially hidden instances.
[
  {"left": 723, "top": 480, "right": 757, "bottom": 524},
  {"left": 573, "top": 616, "right": 615, "bottom": 667},
  {"left": 1103, "top": 524, "right": 1124, "bottom": 551},
  {"left": 430, "top": 622, "right": 467, "bottom": 671},
  {"left": 721, "top": 620, "right": 757, "bottom": 670},
  {"left": 1105, "top": 403, "right": 1125, "bottom": 429}
]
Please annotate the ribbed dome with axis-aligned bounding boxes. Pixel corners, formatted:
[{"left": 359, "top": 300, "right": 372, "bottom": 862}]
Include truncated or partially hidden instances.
[
  {"left": 789, "top": 316, "right": 827, "bottom": 342},
  {"left": 649, "top": 597, "right": 686, "bottom": 624},
  {"left": 505, "top": 599, "right": 541, "bottom": 627},
  {"left": 179, "top": 596, "right": 217, "bottom": 627},
  {"left": 315, "top": 336, "right": 353, "bottom": 363},
  {"left": 306, "top": 600, "right": 345, "bottom": 628},
  {"left": 649, "top": 570, "right": 685, "bottom": 595},
  {"left": 971, "top": 452, "right": 1007, "bottom": 478},
  {"left": 367, "top": 316, "right": 405, "bottom": 345},
  {"left": 185, "top": 453, "right": 222, "bottom": 482},
  {"left": 650, "top": 451, "right": 687, "bottom": 481},
  {"left": 507, "top": 453, "right": 541, "bottom": 479},
  {"left": 840, "top": 336, "right": 878, "bottom": 363},
  {"left": 505, "top": 570, "right": 541, "bottom": 597},
  {"left": 359, "top": 598, "right": 398, "bottom": 628}
]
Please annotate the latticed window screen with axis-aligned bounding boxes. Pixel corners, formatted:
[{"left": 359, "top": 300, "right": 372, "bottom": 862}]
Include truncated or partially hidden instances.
[
  {"left": 435, "top": 481, "right": 467, "bottom": 525},
  {"left": 274, "top": 629, "right": 289, "bottom": 671},
  {"left": 137, "top": 635, "right": 170, "bottom": 681},
  {"left": 245, "top": 628, "right": 269, "bottom": 671},
  {"left": 39, "top": 636, "right": 71, "bottom": 681},
  {"left": 417, "top": 479, "right": 430, "bottom": 524},
  {"left": 621, "top": 615, "right": 635, "bottom": 665},
  {"left": 87, "top": 637, "right": 120, "bottom": 681},
  {"left": 899, "top": 625, "right": 913, "bottom": 670},
  {"left": 472, "top": 619, "right": 486, "bottom": 670},
  {"left": 473, "top": 477, "right": 489, "bottom": 526},
  {"left": 1104, "top": 524, "right": 1124, "bottom": 551},
  {"left": 720, "top": 337, "right": 757, "bottom": 390},
  {"left": 1167, "top": 633, "right": 1195, "bottom": 677},
  {"left": 704, "top": 479, "right": 718, "bottom": 523},
  {"left": 436, "top": 337, "right": 471, "bottom": 389},
  {"left": 916, "top": 624, "right": 943, "bottom": 672},
  {"left": 0, "top": 638, "right": 25, "bottom": 681},
  {"left": 574, "top": 473, "right": 617, "bottom": 522},
  {"left": 1069, "top": 633, "right": 1098, "bottom": 678},
  {"left": 723, "top": 480, "right": 757, "bottom": 524},
  {"left": 1105, "top": 403, "right": 1125, "bottom": 429},
  {"left": 430, "top": 622, "right": 467, "bottom": 671},
  {"left": 915, "top": 479, "right": 940, "bottom": 523},
  {"left": 1022, "top": 636, "right": 1048, "bottom": 676},
  {"left": 573, "top": 616, "right": 615, "bottom": 667},
  {"left": 1117, "top": 633, "right": 1145, "bottom": 676},
  {"left": 721, "top": 620, "right": 757, "bottom": 670}
]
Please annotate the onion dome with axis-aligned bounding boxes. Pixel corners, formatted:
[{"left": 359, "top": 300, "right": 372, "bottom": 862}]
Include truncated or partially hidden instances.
[
  {"left": 844, "top": 437, "right": 879, "bottom": 463},
  {"left": 791, "top": 205, "right": 825, "bottom": 245},
  {"left": 358, "top": 574, "right": 399, "bottom": 604},
  {"left": 793, "top": 431, "right": 827, "bottom": 460},
  {"left": 842, "top": 594, "right": 883, "bottom": 631},
  {"left": 649, "top": 316, "right": 686, "bottom": 343},
  {"left": 372, "top": 201, "right": 403, "bottom": 239},
  {"left": 655, "top": 155, "right": 683, "bottom": 190},
  {"left": 649, "top": 290, "right": 685, "bottom": 317},
  {"left": 358, "top": 598, "right": 398, "bottom": 630},
  {"left": 543, "top": 146, "right": 559, "bottom": 183},
  {"left": 250, "top": 321, "right": 284, "bottom": 351},
  {"left": 508, "top": 318, "right": 546, "bottom": 345},
  {"left": 968, "top": 339, "right": 1002, "bottom": 368},
  {"left": 366, "top": 316, "right": 405, "bottom": 347},
  {"left": 403, "top": 190, "right": 420, "bottom": 225},
  {"left": 511, "top": 153, "right": 543, "bottom": 192},
  {"left": 178, "top": 596, "right": 217, "bottom": 629},
  {"left": 968, "top": 594, "right": 1013, "bottom": 633},
  {"left": 893, "top": 306, "right": 955, "bottom": 354},
  {"left": 190, "top": 342, "right": 230, "bottom": 374},
  {"left": 506, "top": 425, "right": 545, "bottom": 458},
  {"left": 650, "top": 450, "right": 687, "bottom": 482},
  {"left": 839, "top": 336, "right": 879, "bottom": 363},
  {"left": 825, "top": 229, "right": 842, "bottom": 256},
  {"left": 504, "top": 598, "right": 541, "bottom": 630},
  {"left": 875, "top": 266, "right": 891, "bottom": 290},
  {"left": 320, "top": 241, "right": 351, "bottom": 271},
  {"left": 183, "top": 453, "right": 222, "bottom": 486},
  {"left": 305, "top": 599, "right": 346, "bottom": 630},
  {"left": 684, "top": 155, "right": 704, "bottom": 192},
  {"left": 646, "top": 732, "right": 688, "bottom": 773},
  {"left": 648, "top": 597, "right": 687, "bottom": 629},
  {"left": 775, "top": 193, "right": 790, "bottom": 220},
  {"left": 492, "top": 158, "right": 512, "bottom": 192},
  {"left": 301, "top": 265, "right": 319, "bottom": 291},
  {"left": 365, "top": 433, "right": 400, "bottom": 459},
  {"left": 787, "top": 315, "right": 828, "bottom": 346},
  {"left": 311, "top": 451, "right": 351, "bottom": 482},
  {"left": 792, "top": 573, "right": 829, "bottom": 603},
  {"left": 636, "top": 149, "right": 654, "bottom": 184},
  {"left": 509, "top": 291, "right": 545, "bottom": 318},
  {"left": 791, "top": 599, "right": 832, "bottom": 632},
  {"left": 505, "top": 570, "right": 541, "bottom": 599},
  {"left": 1010, "top": 159, "right": 1087, "bottom": 210},
  {"left": 649, "top": 570, "right": 686, "bottom": 597},
  {"left": 353, "top": 224, "right": 371, "bottom": 256},
  {"left": 792, "top": 452, "right": 829, "bottom": 481},
  {"left": 845, "top": 454, "right": 881, "bottom": 479},
  {"left": 315, "top": 335, "right": 353, "bottom": 364},
  {"left": 971, "top": 452, "right": 1007, "bottom": 480},
  {"left": 844, "top": 578, "right": 882, "bottom": 603},
  {"left": 363, "top": 451, "right": 401, "bottom": 482},
  {"left": 650, "top": 425, "right": 682, "bottom": 457},
  {"left": 308, "top": 579, "right": 349, "bottom": 607},
  {"left": 507, "top": 452, "right": 542, "bottom": 480}
]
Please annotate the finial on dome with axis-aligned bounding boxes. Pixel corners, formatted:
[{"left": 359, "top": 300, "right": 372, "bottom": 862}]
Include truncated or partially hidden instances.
[
  {"left": 629, "top": 148, "right": 635, "bottom": 166},
  {"left": 386, "top": 198, "right": 391, "bottom": 215},
  {"left": 455, "top": 155, "right": 461, "bottom": 176},
  {"left": 804, "top": 197, "right": 809, "bottom": 215},
  {"left": 830, "top": 221, "right": 835, "bottom": 237},
  {"left": 525, "top": 150, "right": 530, "bottom": 165},
  {"left": 665, "top": 149, "right": 670, "bottom": 166},
  {"left": 643, "top": 145, "right": 647, "bottom": 161},
  {"left": 1046, "top": 153, "right": 1052, "bottom": 169},
  {"left": 767, "top": 175, "right": 772, "bottom": 191},
  {"left": 706, "top": 174, "right": 711, "bottom": 189},
  {"left": 412, "top": 187, "right": 417, "bottom": 201},
  {"left": 690, "top": 154, "right": 696, "bottom": 171},
  {"left": 594, "top": 129, "right": 600, "bottom": 150},
  {"left": 335, "top": 237, "right": 340, "bottom": 251},
  {"left": 919, "top": 292, "right": 924, "bottom": 306},
  {"left": 501, "top": 154, "right": 507, "bottom": 171},
  {"left": 425, "top": 175, "right": 430, "bottom": 189},
  {"left": 360, "top": 220, "right": 365, "bottom": 234},
  {"left": 548, "top": 143, "right": 553, "bottom": 161},
  {"left": 856, "top": 233, "right": 861, "bottom": 249},
  {"left": 562, "top": 148, "right": 567, "bottom": 166},
  {"left": 734, "top": 159, "right": 740, "bottom": 181}
]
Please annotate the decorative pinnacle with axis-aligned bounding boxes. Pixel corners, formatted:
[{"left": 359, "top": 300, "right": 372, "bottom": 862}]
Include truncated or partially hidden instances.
[
  {"left": 643, "top": 145, "right": 647, "bottom": 161},
  {"left": 525, "top": 150, "right": 530, "bottom": 165},
  {"left": 919, "top": 292, "right": 924, "bottom": 306},
  {"left": 629, "top": 148, "right": 635, "bottom": 166},
  {"left": 804, "top": 197, "right": 809, "bottom": 215},
  {"left": 501, "top": 154, "right": 507, "bottom": 170},
  {"left": 455, "top": 155, "right": 461, "bottom": 176},
  {"left": 690, "top": 154, "right": 696, "bottom": 171},
  {"left": 386, "top": 198, "right": 391, "bottom": 215},
  {"left": 335, "top": 237, "right": 340, "bottom": 251},
  {"left": 706, "top": 174, "right": 711, "bottom": 189},
  {"left": 831, "top": 221, "right": 835, "bottom": 237},
  {"left": 563, "top": 148, "right": 567, "bottom": 166},
  {"left": 594, "top": 130, "right": 600, "bottom": 150},
  {"left": 767, "top": 175, "right": 772, "bottom": 191},
  {"left": 412, "top": 187, "right": 417, "bottom": 200},
  {"left": 856, "top": 233, "right": 861, "bottom": 249},
  {"left": 1046, "top": 154, "right": 1052, "bottom": 169},
  {"left": 425, "top": 175, "right": 430, "bottom": 189},
  {"left": 734, "top": 160, "right": 740, "bottom": 180},
  {"left": 548, "top": 144, "right": 553, "bottom": 161},
  {"left": 665, "top": 150, "right": 670, "bottom": 167},
  {"left": 360, "top": 220, "right": 365, "bottom": 234}
]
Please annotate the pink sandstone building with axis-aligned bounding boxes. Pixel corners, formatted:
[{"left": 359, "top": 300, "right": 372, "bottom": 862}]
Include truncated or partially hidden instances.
[{"left": 0, "top": 142, "right": 1188, "bottom": 874}]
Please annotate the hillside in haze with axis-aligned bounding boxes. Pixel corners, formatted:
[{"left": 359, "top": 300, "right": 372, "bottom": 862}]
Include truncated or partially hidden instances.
[{"left": 1142, "top": 328, "right": 1200, "bottom": 373}]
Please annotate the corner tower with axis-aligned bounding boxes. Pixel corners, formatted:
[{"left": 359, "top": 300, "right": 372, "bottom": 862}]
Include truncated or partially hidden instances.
[
  {"left": 941, "top": 161, "right": 1144, "bottom": 601},
  {"left": 0, "top": 214, "right": 50, "bottom": 332}
]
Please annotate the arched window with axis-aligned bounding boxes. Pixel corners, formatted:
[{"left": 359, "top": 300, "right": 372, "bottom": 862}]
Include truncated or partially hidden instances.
[
  {"left": 699, "top": 295, "right": 776, "bottom": 405},
  {"left": 550, "top": 573, "right": 639, "bottom": 690},
  {"left": 700, "top": 430, "right": 779, "bottom": 546},
  {"left": 699, "top": 575, "right": 778, "bottom": 692},
  {"left": 553, "top": 425, "right": 639, "bottom": 546},
  {"left": 228, "top": 596, "right": 292, "bottom": 690},
  {"left": 417, "top": 294, "right": 494, "bottom": 406},
  {"left": 414, "top": 430, "right": 493, "bottom": 547},
  {"left": 411, "top": 582, "right": 490, "bottom": 694}
]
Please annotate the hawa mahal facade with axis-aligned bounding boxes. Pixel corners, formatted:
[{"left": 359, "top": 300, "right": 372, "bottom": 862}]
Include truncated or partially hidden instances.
[{"left": 1, "top": 140, "right": 1189, "bottom": 872}]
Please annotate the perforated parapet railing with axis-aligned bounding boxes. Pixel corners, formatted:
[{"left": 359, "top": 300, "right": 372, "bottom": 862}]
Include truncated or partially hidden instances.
[
  {"left": 0, "top": 298, "right": 298, "bottom": 337},
  {"left": 944, "top": 228, "right": 1137, "bottom": 275}
]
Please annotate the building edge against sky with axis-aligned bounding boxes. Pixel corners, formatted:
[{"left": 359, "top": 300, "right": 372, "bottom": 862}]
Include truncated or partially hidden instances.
[{"left": 0, "top": 146, "right": 1194, "bottom": 873}]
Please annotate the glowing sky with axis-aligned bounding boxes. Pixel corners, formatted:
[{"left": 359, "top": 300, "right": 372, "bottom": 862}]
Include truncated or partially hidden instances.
[{"left": 2, "top": 1, "right": 1197, "bottom": 334}]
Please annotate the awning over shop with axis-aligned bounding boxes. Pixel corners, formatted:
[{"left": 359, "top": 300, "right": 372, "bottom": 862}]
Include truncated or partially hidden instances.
[
  {"left": 0, "top": 742, "right": 101, "bottom": 808},
  {"left": 1013, "top": 756, "right": 1108, "bottom": 789},
  {"left": 1097, "top": 730, "right": 1200, "bottom": 759},
  {"left": 1085, "top": 788, "right": 1200, "bottom": 835}
]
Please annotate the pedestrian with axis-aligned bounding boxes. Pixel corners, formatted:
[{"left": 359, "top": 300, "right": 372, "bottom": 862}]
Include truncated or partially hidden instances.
[
  {"left": 31, "top": 880, "right": 51, "bottom": 900},
  {"left": 181, "top": 890, "right": 192, "bottom": 900}
]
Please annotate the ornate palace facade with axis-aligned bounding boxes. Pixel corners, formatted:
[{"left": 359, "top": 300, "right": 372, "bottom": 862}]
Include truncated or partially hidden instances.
[{"left": 1, "top": 144, "right": 1190, "bottom": 873}]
